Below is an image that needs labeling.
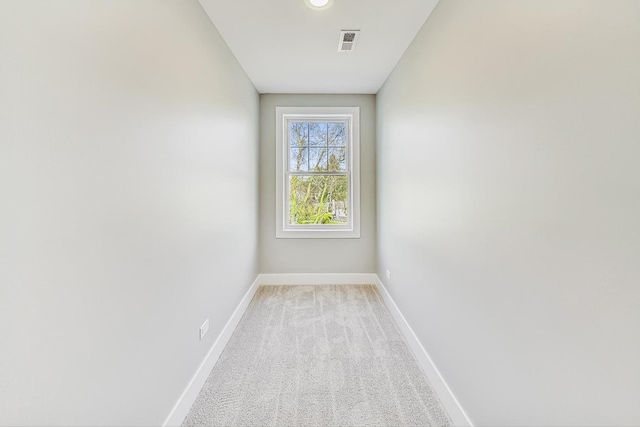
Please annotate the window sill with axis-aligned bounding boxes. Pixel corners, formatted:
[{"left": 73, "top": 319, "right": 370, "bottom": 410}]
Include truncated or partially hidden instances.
[{"left": 276, "top": 228, "right": 360, "bottom": 239}]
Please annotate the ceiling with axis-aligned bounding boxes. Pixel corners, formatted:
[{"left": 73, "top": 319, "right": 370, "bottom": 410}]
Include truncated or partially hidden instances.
[{"left": 198, "top": 0, "right": 439, "bottom": 94}]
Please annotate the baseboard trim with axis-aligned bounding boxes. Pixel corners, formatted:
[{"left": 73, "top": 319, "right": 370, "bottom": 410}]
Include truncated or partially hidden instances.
[
  {"left": 162, "top": 276, "right": 261, "bottom": 427},
  {"left": 374, "top": 275, "right": 474, "bottom": 426},
  {"left": 257, "top": 273, "right": 379, "bottom": 285}
]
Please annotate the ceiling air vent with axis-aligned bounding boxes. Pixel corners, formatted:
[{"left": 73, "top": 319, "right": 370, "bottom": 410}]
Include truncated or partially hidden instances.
[{"left": 338, "top": 30, "right": 360, "bottom": 53}]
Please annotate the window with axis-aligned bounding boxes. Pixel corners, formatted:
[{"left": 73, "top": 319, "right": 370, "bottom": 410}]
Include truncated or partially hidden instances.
[{"left": 276, "top": 107, "right": 360, "bottom": 238}]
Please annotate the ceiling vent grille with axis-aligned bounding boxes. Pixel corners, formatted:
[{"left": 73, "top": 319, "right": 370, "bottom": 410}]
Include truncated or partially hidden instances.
[{"left": 338, "top": 30, "right": 360, "bottom": 53}]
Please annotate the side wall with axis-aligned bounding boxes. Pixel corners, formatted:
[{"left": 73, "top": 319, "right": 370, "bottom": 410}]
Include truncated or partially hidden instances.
[
  {"left": 259, "top": 94, "right": 376, "bottom": 273},
  {"left": 376, "top": 1, "right": 640, "bottom": 425},
  {"left": 0, "top": 1, "right": 259, "bottom": 425}
]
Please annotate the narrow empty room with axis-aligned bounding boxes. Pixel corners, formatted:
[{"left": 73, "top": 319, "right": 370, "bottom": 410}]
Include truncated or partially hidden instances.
[{"left": 1, "top": 0, "right": 639, "bottom": 426}]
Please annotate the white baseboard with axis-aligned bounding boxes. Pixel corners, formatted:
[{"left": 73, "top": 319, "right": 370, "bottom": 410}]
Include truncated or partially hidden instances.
[
  {"left": 257, "top": 272, "right": 379, "bottom": 285},
  {"left": 374, "top": 276, "right": 474, "bottom": 427},
  {"left": 162, "top": 276, "right": 261, "bottom": 427}
]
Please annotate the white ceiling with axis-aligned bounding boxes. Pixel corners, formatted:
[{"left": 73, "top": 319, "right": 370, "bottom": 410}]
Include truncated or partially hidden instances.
[{"left": 198, "top": 0, "right": 439, "bottom": 94}]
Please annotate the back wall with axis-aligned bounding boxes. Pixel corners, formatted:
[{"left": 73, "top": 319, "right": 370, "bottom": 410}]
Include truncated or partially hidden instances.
[{"left": 259, "top": 94, "right": 376, "bottom": 274}]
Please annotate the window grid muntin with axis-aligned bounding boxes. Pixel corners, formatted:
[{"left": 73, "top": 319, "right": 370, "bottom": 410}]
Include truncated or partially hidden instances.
[
  {"left": 285, "top": 116, "right": 352, "bottom": 229},
  {"left": 287, "top": 118, "right": 349, "bottom": 173}
]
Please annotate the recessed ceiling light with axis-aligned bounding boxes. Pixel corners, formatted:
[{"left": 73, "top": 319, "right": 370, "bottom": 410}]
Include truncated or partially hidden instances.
[{"left": 305, "top": 0, "right": 334, "bottom": 10}]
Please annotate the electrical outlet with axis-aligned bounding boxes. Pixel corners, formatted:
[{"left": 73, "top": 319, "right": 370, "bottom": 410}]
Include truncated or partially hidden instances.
[
  {"left": 199, "top": 318, "right": 209, "bottom": 341},
  {"left": 386, "top": 269, "right": 391, "bottom": 280}
]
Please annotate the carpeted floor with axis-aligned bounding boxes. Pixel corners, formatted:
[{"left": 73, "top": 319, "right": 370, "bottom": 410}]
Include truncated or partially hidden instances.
[{"left": 182, "top": 285, "right": 452, "bottom": 426}]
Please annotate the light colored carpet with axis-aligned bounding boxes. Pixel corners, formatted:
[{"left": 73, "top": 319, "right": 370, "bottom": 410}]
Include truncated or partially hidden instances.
[{"left": 182, "top": 285, "right": 452, "bottom": 426}]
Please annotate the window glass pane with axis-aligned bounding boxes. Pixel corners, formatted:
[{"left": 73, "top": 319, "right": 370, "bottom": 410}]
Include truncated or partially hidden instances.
[
  {"left": 328, "top": 122, "right": 346, "bottom": 146},
  {"left": 289, "top": 175, "right": 348, "bottom": 225},
  {"left": 309, "top": 122, "right": 327, "bottom": 146},
  {"left": 290, "top": 147, "right": 309, "bottom": 171},
  {"left": 309, "top": 147, "right": 328, "bottom": 171},
  {"left": 327, "top": 147, "right": 346, "bottom": 171},
  {"left": 289, "top": 122, "right": 308, "bottom": 147}
]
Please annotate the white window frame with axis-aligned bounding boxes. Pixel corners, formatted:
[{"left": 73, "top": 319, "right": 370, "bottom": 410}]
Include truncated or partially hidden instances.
[{"left": 276, "top": 106, "right": 360, "bottom": 239}]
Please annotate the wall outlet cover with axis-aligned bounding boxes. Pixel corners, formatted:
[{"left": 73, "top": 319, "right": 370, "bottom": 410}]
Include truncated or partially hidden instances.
[{"left": 199, "top": 319, "right": 210, "bottom": 341}]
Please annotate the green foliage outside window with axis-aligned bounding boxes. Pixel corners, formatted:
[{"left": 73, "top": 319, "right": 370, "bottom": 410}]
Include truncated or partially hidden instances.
[{"left": 288, "top": 122, "right": 348, "bottom": 225}]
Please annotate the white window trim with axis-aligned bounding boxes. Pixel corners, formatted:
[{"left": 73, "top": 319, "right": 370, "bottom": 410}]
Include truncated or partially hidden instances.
[{"left": 275, "top": 106, "right": 360, "bottom": 239}]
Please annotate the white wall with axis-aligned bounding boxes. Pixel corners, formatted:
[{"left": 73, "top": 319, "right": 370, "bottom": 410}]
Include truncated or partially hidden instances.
[
  {"left": 0, "top": 1, "right": 258, "bottom": 425},
  {"left": 259, "top": 94, "right": 376, "bottom": 273},
  {"left": 376, "top": 1, "right": 640, "bottom": 425}
]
